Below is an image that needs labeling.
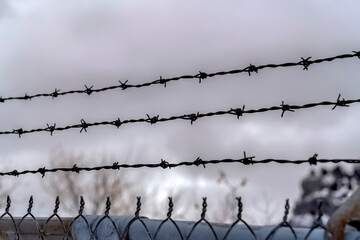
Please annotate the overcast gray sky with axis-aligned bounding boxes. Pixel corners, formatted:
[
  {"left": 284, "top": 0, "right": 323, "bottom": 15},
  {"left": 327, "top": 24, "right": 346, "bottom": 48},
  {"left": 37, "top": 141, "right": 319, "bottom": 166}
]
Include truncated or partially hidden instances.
[{"left": 0, "top": 0, "right": 360, "bottom": 221}]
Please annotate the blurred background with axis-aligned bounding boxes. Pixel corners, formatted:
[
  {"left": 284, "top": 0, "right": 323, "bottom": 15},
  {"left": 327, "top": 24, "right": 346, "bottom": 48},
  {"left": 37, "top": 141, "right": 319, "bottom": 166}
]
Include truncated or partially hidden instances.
[{"left": 0, "top": 0, "right": 359, "bottom": 225}]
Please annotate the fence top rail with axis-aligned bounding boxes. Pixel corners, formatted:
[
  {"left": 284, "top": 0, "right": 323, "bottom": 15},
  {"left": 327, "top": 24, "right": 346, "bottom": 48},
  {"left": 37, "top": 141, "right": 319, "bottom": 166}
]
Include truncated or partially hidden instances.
[
  {"left": 0, "top": 51, "right": 359, "bottom": 104},
  {"left": 0, "top": 217, "right": 338, "bottom": 240}
]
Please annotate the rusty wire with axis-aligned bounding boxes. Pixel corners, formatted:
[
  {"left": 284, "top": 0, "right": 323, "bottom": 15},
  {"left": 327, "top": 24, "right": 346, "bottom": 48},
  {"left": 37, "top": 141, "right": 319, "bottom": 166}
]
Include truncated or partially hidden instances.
[
  {"left": 3, "top": 94, "right": 359, "bottom": 137},
  {"left": 0, "top": 195, "right": 331, "bottom": 240},
  {"left": 2, "top": 152, "right": 360, "bottom": 178},
  {"left": 0, "top": 51, "right": 359, "bottom": 103}
]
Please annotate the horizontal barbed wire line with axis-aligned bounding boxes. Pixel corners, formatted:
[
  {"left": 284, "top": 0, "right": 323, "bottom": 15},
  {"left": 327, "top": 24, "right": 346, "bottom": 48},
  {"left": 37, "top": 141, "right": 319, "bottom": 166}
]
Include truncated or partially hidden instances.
[
  {"left": 2, "top": 153, "right": 360, "bottom": 177},
  {"left": 0, "top": 51, "right": 359, "bottom": 103},
  {"left": 0, "top": 195, "right": 330, "bottom": 240},
  {"left": 2, "top": 93, "right": 359, "bottom": 137}
]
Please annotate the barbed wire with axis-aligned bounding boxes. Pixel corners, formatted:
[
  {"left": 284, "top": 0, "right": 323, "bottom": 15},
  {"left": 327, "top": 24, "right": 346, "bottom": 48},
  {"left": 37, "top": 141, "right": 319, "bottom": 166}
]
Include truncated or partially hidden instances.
[
  {"left": 3, "top": 94, "right": 359, "bottom": 137},
  {"left": 0, "top": 195, "right": 333, "bottom": 240},
  {"left": 2, "top": 153, "right": 360, "bottom": 178},
  {"left": 0, "top": 51, "right": 359, "bottom": 103}
]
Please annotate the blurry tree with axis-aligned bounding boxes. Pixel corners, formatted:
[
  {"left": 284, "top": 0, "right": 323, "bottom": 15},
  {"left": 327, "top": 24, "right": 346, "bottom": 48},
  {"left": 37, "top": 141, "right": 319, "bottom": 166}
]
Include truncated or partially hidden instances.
[
  {"left": 44, "top": 150, "right": 139, "bottom": 215},
  {"left": 291, "top": 166, "right": 360, "bottom": 227},
  {"left": 252, "top": 192, "right": 278, "bottom": 225},
  {"left": 214, "top": 170, "right": 247, "bottom": 223},
  {"left": 215, "top": 170, "right": 277, "bottom": 225}
]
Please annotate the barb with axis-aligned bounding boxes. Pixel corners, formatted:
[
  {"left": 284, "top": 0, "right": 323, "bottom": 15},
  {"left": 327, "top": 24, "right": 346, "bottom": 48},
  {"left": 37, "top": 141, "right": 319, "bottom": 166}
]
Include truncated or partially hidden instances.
[
  {"left": 1, "top": 94, "right": 359, "bottom": 137},
  {"left": 332, "top": 94, "right": 350, "bottom": 110},
  {"left": 2, "top": 153, "right": 360, "bottom": 177},
  {"left": 0, "top": 51, "right": 358, "bottom": 103}
]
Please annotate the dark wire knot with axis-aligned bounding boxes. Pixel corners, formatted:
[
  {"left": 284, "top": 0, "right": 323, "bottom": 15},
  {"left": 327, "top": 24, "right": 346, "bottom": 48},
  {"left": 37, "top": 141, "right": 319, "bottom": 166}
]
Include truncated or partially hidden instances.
[
  {"left": 236, "top": 197, "right": 243, "bottom": 219},
  {"left": 283, "top": 199, "right": 290, "bottom": 222},
  {"left": 72, "top": 164, "right": 80, "bottom": 173},
  {"left": 112, "top": 162, "right": 120, "bottom": 170},
  {"left": 197, "top": 71, "right": 208, "bottom": 83},
  {"left": 189, "top": 112, "right": 199, "bottom": 124},
  {"left": 201, "top": 197, "right": 207, "bottom": 219},
  {"left": 0, "top": 97, "right": 4, "bottom": 103},
  {"left": 194, "top": 157, "right": 206, "bottom": 168},
  {"left": 247, "top": 64, "right": 258, "bottom": 76},
  {"left": 52, "top": 88, "right": 60, "bottom": 99},
  {"left": 300, "top": 57, "right": 312, "bottom": 70},
  {"left": 27, "top": 196, "right": 33, "bottom": 213},
  {"left": 114, "top": 118, "right": 122, "bottom": 128},
  {"left": 308, "top": 154, "right": 318, "bottom": 166},
  {"left": 105, "top": 197, "right": 111, "bottom": 216},
  {"left": 80, "top": 119, "right": 88, "bottom": 133},
  {"left": 135, "top": 197, "right": 141, "bottom": 217},
  {"left": 46, "top": 123, "right": 56, "bottom": 136},
  {"left": 231, "top": 105, "right": 245, "bottom": 119},
  {"left": 38, "top": 167, "right": 46, "bottom": 178},
  {"left": 54, "top": 196, "right": 60, "bottom": 214},
  {"left": 10, "top": 170, "right": 19, "bottom": 177},
  {"left": 332, "top": 94, "right": 349, "bottom": 110},
  {"left": 160, "top": 159, "right": 170, "bottom": 169},
  {"left": 24, "top": 93, "right": 31, "bottom": 100},
  {"left": 13, "top": 128, "right": 23, "bottom": 138},
  {"left": 119, "top": 80, "right": 128, "bottom": 90},
  {"left": 146, "top": 114, "right": 159, "bottom": 124},
  {"left": 159, "top": 76, "right": 167, "bottom": 87},
  {"left": 353, "top": 51, "right": 360, "bottom": 59},
  {"left": 79, "top": 196, "right": 85, "bottom": 215},
  {"left": 84, "top": 85, "right": 93, "bottom": 95},
  {"left": 242, "top": 151, "right": 254, "bottom": 165},
  {"left": 281, "top": 101, "right": 294, "bottom": 117},
  {"left": 167, "top": 197, "right": 174, "bottom": 218}
]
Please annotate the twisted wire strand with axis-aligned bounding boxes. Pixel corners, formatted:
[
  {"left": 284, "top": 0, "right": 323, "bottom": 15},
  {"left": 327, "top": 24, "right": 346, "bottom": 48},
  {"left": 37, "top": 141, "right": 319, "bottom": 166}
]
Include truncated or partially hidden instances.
[
  {"left": 0, "top": 51, "right": 359, "bottom": 103},
  {"left": 2, "top": 153, "right": 360, "bottom": 177},
  {"left": 4, "top": 94, "right": 359, "bottom": 137}
]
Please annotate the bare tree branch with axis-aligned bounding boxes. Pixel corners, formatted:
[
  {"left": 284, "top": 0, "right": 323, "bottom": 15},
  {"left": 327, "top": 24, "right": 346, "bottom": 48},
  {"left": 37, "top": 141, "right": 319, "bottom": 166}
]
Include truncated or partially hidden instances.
[{"left": 44, "top": 150, "right": 138, "bottom": 215}]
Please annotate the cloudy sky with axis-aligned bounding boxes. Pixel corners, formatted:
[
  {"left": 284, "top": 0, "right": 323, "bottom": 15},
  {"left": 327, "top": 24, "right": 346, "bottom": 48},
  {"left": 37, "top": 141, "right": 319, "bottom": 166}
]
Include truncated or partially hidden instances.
[{"left": 0, "top": 0, "right": 360, "bottom": 221}]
